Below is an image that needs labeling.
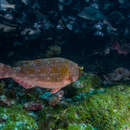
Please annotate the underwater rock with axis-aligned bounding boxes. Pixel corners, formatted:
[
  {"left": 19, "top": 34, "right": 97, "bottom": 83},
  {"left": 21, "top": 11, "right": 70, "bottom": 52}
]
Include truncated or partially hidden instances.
[
  {"left": 93, "top": 30, "right": 104, "bottom": 37},
  {"left": 72, "top": 73, "right": 102, "bottom": 93},
  {"left": 118, "top": 0, "right": 125, "bottom": 4},
  {"left": 104, "top": 67, "right": 130, "bottom": 84},
  {"left": 0, "top": 95, "right": 16, "bottom": 106},
  {"left": 0, "top": 23, "right": 16, "bottom": 32},
  {"left": 20, "top": 28, "right": 40, "bottom": 40},
  {"left": 112, "top": 40, "right": 130, "bottom": 55},
  {"left": 38, "top": 84, "right": 130, "bottom": 129},
  {"left": 108, "top": 11, "right": 125, "bottom": 26},
  {"left": 67, "top": 123, "right": 95, "bottom": 130},
  {"left": 59, "top": 0, "right": 72, "bottom": 6},
  {"left": 93, "top": 21, "right": 103, "bottom": 30},
  {"left": 40, "top": 91, "right": 52, "bottom": 100},
  {"left": 78, "top": 7, "right": 105, "bottom": 21},
  {"left": 71, "top": 73, "right": 104, "bottom": 102},
  {"left": 45, "top": 45, "right": 62, "bottom": 57},
  {"left": 0, "top": 80, "right": 6, "bottom": 95},
  {"left": 61, "top": 16, "right": 78, "bottom": 32},
  {"left": 24, "top": 101, "right": 43, "bottom": 111},
  {"left": 48, "top": 90, "right": 64, "bottom": 106},
  {"left": 21, "top": 0, "right": 29, "bottom": 5},
  {"left": 40, "top": 90, "right": 64, "bottom": 106},
  {"left": 0, "top": 0, "right": 15, "bottom": 10}
]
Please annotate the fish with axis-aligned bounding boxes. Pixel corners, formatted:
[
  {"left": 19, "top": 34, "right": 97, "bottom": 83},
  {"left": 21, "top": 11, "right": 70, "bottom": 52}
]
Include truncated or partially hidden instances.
[{"left": 0, "top": 58, "right": 80, "bottom": 93}]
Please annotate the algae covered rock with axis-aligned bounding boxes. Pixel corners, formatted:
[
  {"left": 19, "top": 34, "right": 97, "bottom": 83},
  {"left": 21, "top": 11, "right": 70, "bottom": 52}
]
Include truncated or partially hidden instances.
[
  {"left": 84, "top": 84, "right": 130, "bottom": 130},
  {"left": 38, "top": 83, "right": 130, "bottom": 130},
  {"left": 0, "top": 105, "right": 38, "bottom": 130},
  {"left": 72, "top": 73, "right": 102, "bottom": 93},
  {"left": 67, "top": 123, "right": 95, "bottom": 130},
  {"left": 0, "top": 74, "right": 129, "bottom": 130}
]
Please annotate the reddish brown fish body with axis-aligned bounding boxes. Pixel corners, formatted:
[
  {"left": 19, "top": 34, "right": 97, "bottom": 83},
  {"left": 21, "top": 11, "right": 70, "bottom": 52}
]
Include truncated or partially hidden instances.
[{"left": 0, "top": 58, "right": 80, "bottom": 92}]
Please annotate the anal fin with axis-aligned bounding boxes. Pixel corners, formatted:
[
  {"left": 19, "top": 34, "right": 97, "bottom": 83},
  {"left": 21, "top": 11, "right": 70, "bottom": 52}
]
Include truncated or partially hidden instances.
[{"left": 50, "top": 88, "right": 61, "bottom": 94}]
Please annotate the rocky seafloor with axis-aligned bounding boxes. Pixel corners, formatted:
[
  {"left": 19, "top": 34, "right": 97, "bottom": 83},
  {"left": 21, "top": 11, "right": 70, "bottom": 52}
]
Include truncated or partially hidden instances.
[
  {"left": 0, "top": 0, "right": 130, "bottom": 129},
  {"left": 0, "top": 72, "right": 130, "bottom": 130}
]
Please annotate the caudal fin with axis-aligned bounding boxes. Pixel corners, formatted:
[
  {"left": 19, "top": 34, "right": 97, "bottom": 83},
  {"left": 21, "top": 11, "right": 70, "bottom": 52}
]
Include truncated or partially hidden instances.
[{"left": 0, "top": 63, "right": 13, "bottom": 79}]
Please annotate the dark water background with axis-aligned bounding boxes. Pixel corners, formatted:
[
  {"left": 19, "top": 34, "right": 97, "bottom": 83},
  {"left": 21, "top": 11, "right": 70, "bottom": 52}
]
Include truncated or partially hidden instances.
[{"left": 0, "top": 0, "right": 130, "bottom": 74}]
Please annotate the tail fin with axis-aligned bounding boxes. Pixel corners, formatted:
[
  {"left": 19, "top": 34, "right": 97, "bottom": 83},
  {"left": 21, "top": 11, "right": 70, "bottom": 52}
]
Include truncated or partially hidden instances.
[{"left": 0, "top": 63, "right": 13, "bottom": 79}]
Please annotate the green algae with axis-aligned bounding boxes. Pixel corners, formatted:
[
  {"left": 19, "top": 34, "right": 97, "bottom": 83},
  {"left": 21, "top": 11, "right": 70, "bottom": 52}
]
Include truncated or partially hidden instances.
[
  {"left": 0, "top": 80, "right": 6, "bottom": 95},
  {"left": 38, "top": 77, "right": 130, "bottom": 130},
  {"left": 67, "top": 123, "right": 95, "bottom": 130},
  {"left": 0, "top": 74, "right": 130, "bottom": 130},
  {"left": 71, "top": 74, "right": 104, "bottom": 101},
  {"left": 72, "top": 74, "right": 102, "bottom": 93},
  {"left": 0, "top": 105, "right": 38, "bottom": 130},
  {"left": 83, "top": 84, "right": 130, "bottom": 129}
]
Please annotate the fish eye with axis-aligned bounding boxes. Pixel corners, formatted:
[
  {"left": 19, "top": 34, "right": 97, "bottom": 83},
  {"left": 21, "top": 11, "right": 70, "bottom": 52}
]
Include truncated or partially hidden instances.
[
  {"left": 79, "top": 66, "right": 84, "bottom": 76},
  {"left": 79, "top": 66, "right": 84, "bottom": 71}
]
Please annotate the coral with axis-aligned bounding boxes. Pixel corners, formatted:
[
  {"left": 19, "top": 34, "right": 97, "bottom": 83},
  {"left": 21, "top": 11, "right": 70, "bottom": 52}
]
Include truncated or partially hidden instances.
[{"left": 0, "top": 105, "right": 38, "bottom": 130}]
